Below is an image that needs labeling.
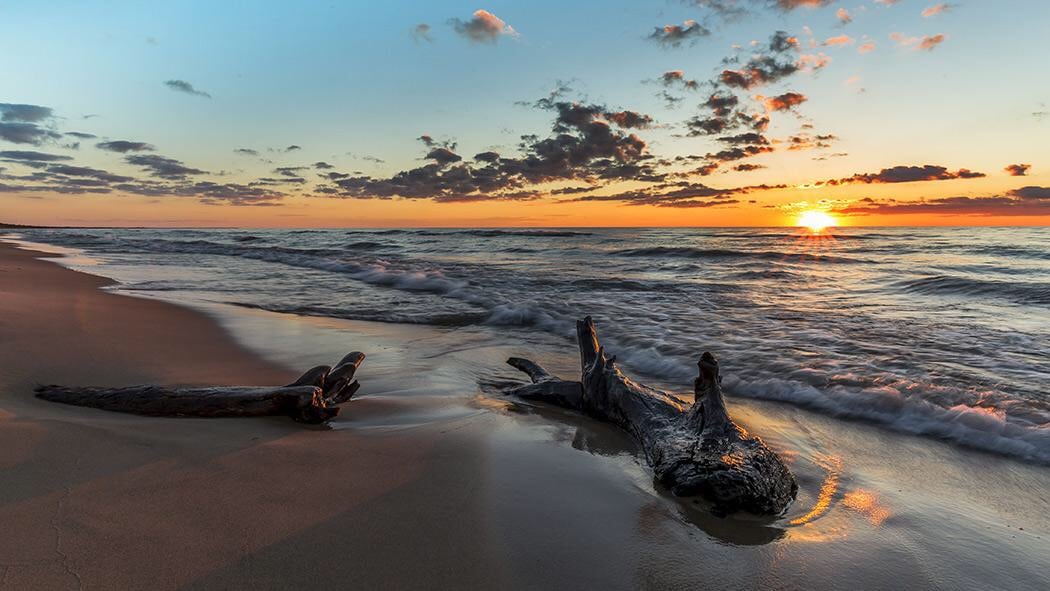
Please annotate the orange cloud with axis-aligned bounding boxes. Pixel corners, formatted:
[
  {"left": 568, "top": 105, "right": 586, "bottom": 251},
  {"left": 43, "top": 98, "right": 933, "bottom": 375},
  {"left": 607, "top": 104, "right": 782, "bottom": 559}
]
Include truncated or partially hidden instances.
[
  {"left": 922, "top": 3, "right": 953, "bottom": 17},
  {"left": 824, "top": 35, "right": 854, "bottom": 47}
]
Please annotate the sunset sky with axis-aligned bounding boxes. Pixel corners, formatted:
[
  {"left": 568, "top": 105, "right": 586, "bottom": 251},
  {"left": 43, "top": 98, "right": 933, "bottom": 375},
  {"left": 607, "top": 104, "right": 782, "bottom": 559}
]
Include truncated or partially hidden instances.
[{"left": 1, "top": 0, "right": 1047, "bottom": 227}]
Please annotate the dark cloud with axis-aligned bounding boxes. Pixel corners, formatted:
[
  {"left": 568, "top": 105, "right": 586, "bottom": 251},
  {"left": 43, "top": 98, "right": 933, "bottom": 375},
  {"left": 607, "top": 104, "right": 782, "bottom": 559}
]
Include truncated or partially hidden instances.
[
  {"left": 687, "top": 0, "right": 832, "bottom": 21},
  {"left": 234, "top": 148, "right": 259, "bottom": 156},
  {"left": 0, "top": 122, "right": 61, "bottom": 145},
  {"left": 648, "top": 20, "right": 711, "bottom": 48},
  {"left": 764, "top": 92, "right": 807, "bottom": 111},
  {"left": 733, "top": 163, "right": 765, "bottom": 171},
  {"left": 0, "top": 103, "right": 53, "bottom": 123},
  {"left": 823, "top": 164, "right": 985, "bottom": 185},
  {"left": 785, "top": 132, "right": 837, "bottom": 150},
  {"left": 720, "top": 31, "right": 802, "bottom": 90},
  {"left": 411, "top": 23, "right": 433, "bottom": 43},
  {"left": 427, "top": 147, "right": 462, "bottom": 165},
  {"left": 313, "top": 161, "right": 335, "bottom": 170},
  {"left": 164, "top": 79, "right": 212, "bottom": 98},
  {"left": 0, "top": 150, "right": 73, "bottom": 164},
  {"left": 450, "top": 9, "right": 517, "bottom": 43},
  {"left": 562, "top": 178, "right": 787, "bottom": 207},
  {"left": 96, "top": 140, "right": 155, "bottom": 153},
  {"left": 1004, "top": 163, "right": 1031, "bottom": 177},
  {"left": 65, "top": 132, "right": 97, "bottom": 139},
  {"left": 284, "top": 145, "right": 301, "bottom": 152},
  {"left": 46, "top": 164, "right": 134, "bottom": 183},
  {"left": 834, "top": 187, "right": 1050, "bottom": 217},
  {"left": 126, "top": 154, "right": 206, "bottom": 179},
  {"left": 315, "top": 95, "right": 662, "bottom": 202},
  {"left": 660, "top": 71, "right": 700, "bottom": 90}
]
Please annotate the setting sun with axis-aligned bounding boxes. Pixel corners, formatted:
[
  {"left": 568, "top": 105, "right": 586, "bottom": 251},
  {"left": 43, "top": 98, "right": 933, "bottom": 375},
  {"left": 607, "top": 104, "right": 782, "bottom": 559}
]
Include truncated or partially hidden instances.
[{"left": 797, "top": 210, "right": 838, "bottom": 233}]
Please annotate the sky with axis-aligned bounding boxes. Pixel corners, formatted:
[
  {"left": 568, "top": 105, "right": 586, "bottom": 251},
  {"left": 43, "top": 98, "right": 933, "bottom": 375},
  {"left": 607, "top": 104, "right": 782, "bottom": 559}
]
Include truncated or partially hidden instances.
[{"left": 1, "top": 0, "right": 1048, "bottom": 227}]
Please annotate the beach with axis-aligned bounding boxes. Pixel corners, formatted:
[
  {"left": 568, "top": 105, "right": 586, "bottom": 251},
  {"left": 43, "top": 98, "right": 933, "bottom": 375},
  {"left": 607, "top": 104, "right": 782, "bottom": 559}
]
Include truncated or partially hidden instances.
[{"left": 2, "top": 239, "right": 1049, "bottom": 590}]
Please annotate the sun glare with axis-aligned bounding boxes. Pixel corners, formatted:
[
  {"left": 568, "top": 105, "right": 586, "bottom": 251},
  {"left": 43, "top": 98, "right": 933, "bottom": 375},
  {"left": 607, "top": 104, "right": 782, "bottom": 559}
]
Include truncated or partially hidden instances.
[{"left": 797, "top": 210, "right": 837, "bottom": 233}]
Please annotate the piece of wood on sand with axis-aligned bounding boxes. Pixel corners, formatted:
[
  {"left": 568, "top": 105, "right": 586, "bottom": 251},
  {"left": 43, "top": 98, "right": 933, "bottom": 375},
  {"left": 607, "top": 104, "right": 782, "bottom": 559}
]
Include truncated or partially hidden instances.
[
  {"left": 505, "top": 317, "right": 797, "bottom": 516},
  {"left": 34, "top": 352, "right": 365, "bottom": 424}
]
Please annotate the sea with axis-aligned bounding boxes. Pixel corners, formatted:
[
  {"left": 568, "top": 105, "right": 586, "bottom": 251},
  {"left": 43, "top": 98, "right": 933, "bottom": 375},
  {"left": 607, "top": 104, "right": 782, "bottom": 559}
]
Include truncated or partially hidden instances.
[{"left": 10, "top": 226, "right": 1050, "bottom": 464}]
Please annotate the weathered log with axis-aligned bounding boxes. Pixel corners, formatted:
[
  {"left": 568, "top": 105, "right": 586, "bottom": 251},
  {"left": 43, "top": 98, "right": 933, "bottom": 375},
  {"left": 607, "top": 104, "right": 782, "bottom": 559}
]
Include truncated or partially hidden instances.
[
  {"left": 34, "top": 351, "right": 365, "bottom": 424},
  {"left": 505, "top": 317, "right": 797, "bottom": 516}
]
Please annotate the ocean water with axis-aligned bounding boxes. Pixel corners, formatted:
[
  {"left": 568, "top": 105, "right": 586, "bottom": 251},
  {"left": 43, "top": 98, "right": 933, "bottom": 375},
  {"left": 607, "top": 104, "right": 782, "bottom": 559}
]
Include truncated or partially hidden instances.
[{"left": 13, "top": 226, "right": 1050, "bottom": 464}]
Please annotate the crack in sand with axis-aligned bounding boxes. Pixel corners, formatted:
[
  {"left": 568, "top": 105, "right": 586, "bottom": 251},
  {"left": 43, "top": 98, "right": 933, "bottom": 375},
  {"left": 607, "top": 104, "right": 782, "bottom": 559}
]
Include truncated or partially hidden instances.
[{"left": 49, "top": 448, "right": 87, "bottom": 591}]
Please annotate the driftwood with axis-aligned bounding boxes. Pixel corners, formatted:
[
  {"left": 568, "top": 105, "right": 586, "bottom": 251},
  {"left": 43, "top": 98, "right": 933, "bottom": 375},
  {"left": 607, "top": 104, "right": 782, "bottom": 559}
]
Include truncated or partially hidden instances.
[
  {"left": 34, "top": 352, "right": 365, "bottom": 424},
  {"left": 506, "top": 317, "right": 797, "bottom": 516}
]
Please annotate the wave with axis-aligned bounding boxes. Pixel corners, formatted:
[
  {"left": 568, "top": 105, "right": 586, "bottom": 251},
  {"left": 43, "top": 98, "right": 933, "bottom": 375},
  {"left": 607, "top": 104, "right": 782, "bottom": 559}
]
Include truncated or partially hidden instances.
[
  {"left": 230, "top": 302, "right": 488, "bottom": 327},
  {"left": 723, "top": 374, "right": 1050, "bottom": 465},
  {"left": 350, "top": 229, "right": 591, "bottom": 238},
  {"left": 897, "top": 275, "right": 1050, "bottom": 306},
  {"left": 967, "top": 245, "right": 1050, "bottom": 261},
  {"left": 611, "top": 246, "right": 865, "bottom": 265}
]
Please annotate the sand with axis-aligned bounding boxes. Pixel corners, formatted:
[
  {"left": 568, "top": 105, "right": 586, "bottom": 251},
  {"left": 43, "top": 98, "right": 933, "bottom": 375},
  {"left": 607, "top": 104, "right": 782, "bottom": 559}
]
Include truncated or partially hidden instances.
[{"left": 2, "top": 241, "right": 1049, "bottom": 590}]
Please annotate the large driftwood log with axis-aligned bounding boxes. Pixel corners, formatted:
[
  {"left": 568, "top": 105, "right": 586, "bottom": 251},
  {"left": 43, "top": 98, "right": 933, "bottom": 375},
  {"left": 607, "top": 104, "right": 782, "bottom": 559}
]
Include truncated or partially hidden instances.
[
  {"left": 506, "top": 317, "right": 797, "bottom": 516},
  {"left": 34, "top": 352, "right": 365, "bottom": 424}
]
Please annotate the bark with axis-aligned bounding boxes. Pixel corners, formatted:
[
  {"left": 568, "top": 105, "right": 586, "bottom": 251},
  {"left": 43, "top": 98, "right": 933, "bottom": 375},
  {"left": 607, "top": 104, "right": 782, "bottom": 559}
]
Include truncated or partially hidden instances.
[
  {"left": 505, "top": 317, "right": 797, "bottom": 516},
  {"left": 34, "top": 351, "right": 365, "bottom": 424}
]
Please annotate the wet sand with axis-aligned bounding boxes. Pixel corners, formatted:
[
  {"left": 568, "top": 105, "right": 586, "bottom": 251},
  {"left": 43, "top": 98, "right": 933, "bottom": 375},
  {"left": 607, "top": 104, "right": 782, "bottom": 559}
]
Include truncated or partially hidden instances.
[{"left": 2, "top": 241, "right": 1049, "bottom": 590}]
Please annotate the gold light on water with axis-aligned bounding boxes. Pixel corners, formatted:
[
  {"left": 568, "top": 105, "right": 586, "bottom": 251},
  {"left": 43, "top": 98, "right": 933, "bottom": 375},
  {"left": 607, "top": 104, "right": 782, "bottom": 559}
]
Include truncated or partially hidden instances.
[{"left": 797, "top": 210, "right": 838, "bottom": 233}]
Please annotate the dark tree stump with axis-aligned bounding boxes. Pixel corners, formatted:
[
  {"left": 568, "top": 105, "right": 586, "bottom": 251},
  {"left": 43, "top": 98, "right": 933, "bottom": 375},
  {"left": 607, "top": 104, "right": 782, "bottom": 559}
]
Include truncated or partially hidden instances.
[{"left": 505, "top": 317, "right": 797, "bottom": 516}]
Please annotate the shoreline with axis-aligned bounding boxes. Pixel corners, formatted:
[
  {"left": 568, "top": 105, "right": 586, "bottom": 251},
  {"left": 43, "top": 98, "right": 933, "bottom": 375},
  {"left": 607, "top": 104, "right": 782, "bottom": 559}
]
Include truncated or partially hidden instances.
[
  {"left": 2, "top": 240, "right": 1049, "bottom": 590},
  {"left": 0, "top": 242, "right": 508, "bottom": 589}
]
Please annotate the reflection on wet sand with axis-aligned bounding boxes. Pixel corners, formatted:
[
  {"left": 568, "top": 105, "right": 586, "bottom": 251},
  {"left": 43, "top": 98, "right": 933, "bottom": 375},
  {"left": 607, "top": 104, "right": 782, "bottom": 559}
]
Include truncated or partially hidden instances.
[
  {"left": 789, "top": 455, "right": 843, "bottom": 526},
  {"left": 842, "top": 490, "right": 891, "bottom": 526},
  {"left": 490, "top": 391, "right": 790, "bottom": 545}
]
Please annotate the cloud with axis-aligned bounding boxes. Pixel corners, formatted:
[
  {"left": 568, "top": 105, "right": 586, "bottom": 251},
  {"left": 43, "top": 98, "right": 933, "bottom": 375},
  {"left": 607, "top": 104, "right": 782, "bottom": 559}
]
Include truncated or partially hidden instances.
[
  {"left": 164, "top": 79, "right": 212, "bottom": 98},
  {"left": 65, "top": 132, "right": 97, "bottom": 139},
  {"left": 834, "top": 187, "right": 1050, "bottom": 216},
  {"left": 1004, "top": 163, "right": 1031, "bottom": 177},
  {"left": 921, "top": 3, "right": 953, "bottom": 17},
  {"left": 411, "top": 23, "right": 433, "bottom": 43},
  {"left": 836, "top": 8, "right": 853, "bottom": 24},
  {"left": 822, "top": 164, "right": 985, "bottom": 185},
  {"left": 719, "top": 31, "right": 802, "bottom": 90},
  {"left": 562, "top": 178, "right": 785, "bottom": 207},
  {"left": 733, "top": 163, "right": 765, "bottom": 172},
  {"left": 314, "top": 94, "right": 663, "bottom": 202},
  {"left": 46, "top": 164, "right": 134, "bottom": 183},
  {"left": 126, "top": 154, "right": 206, "bottom": 179},
  {"left": 0, "top": 150, "right": 73, "bottom": 165},
  {"left": 96, "top": 140, "right": 155, "bottom": 153},
  {"left": 0, "top": 103, "right": 54, "bottom": 123},
  {"left": 284, "top": 145, "right": 301, "bottom": 152},
  {"left": 648, "top": 20, "right": 711, "bottom": 48},
  {"left": 891, "top": 32, "right": 947, "bottom": 51},
  {"left": 824, "top": 35, "right": 854, "bottom": 47},
  {"left": 234, "top": 148, "right": 259, "bottom": 156},
  {"left": 858, "top": 42, "right": 877, "bottom": 54},
  {"left": 450, "top": 10, "right": 517, "bottom": 43},
  {"left": 0, "top": 122, "right": 61, "bottom": 145},
  {"left": 687, "top": 0, "right": 833, "bottom": 21},
  {"left": 764, "top": 92, "right": 807, "bottom": 111},
  {"left": 773, "top": 0, "right": 833, "bottom": 8},
  {"left": 785, "top": 132, "right": 837, "bottom": 150},
  {"left": 660, "top": 70, "right": 700, "bottom": 90}
]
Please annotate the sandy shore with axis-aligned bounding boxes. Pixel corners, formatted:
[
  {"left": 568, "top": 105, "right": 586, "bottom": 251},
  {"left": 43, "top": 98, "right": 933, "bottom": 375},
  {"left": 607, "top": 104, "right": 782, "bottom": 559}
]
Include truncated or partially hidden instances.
[
  {"left": 0, "top": 244, "right": 506, "bottom": 589},
  {"left": 2, "top": 240, "right": 1049, "bottom": 590}
]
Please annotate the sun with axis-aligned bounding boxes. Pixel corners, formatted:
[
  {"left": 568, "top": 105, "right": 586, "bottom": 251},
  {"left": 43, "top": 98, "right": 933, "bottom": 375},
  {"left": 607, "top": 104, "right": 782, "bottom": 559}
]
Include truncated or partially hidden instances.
[{"left": 797, "top": 210, "right": 837, "bottom": 233}]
